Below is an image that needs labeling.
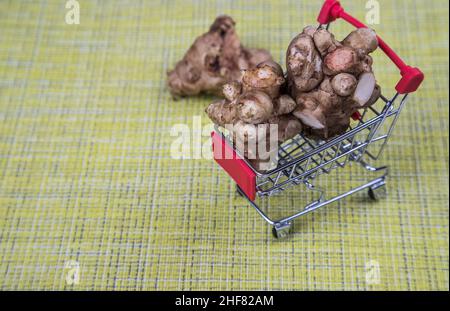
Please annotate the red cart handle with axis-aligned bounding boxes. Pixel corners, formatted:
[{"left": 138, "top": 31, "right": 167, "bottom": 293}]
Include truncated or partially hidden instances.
[{"left": 317, "top": 0, "right": 424, "bottom": 94}]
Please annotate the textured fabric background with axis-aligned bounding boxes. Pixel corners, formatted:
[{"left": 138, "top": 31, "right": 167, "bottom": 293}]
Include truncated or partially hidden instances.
[{"left": 0, "top": 0, "right": 448, "bottom": 290}]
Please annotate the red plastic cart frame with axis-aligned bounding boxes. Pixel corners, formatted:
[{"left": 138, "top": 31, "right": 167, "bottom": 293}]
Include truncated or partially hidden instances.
[
  {"left": 212, "top": 0, "right": 424, "bottom": 201},
  {"left": 318, "top": 0, "right": 424, "bottom": 94}
]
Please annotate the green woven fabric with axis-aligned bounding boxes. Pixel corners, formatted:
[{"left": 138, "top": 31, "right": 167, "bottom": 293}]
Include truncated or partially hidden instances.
[{"left": 0, "top": 0, "right": 448, "bottom": 290}]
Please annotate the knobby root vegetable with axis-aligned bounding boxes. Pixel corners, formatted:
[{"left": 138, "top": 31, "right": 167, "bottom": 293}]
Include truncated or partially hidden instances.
[
  {"left": 293, "top": 90, "right": 331, "bottom": 130},
  {"left": 241, "top": 61, "right": 285, "bottom": 99},
  {"left": 235, "top": 116, "right": 301, "bottom": 171},
  {"left": 342, "top": 28, "right": 378, "bottom": 56},
  {"left": 352, "top": 83, "right": 381, "bottom": 109},
  {"left": 205, "top": 99, "right": 238, "bottom": 127},
  {"left": 268, "top": 115, "right": 303, "bottom": 142},
  {"left": 286, "top": 33, "right": 324, "bottom": 94},
  {"left": 331, "top": 73, "right": 357, "bottom": 96},
  {"left": 233, "top": 121, "right": 278, "bottom": 170},
  {"left": 206, "top": 58, "right": 303, "bottom": 171},
  {"left": 319, "top": 77, "right": 334, "bottom": 94},
  {"left": 222, "top": 81, "right": 242, "bottom": 102},
  {"left": 329, "top": 52, "right": 374, "bottom": 77},
  {"left": 323, "top": 47, "right": 362, "bottom": 76},
  {"left": 292, "top": 89, "right": 354, "bottom": 139},
  {"left": 273, "top": 95, "right": 297, "bottom": 116},
  {"left": 302, "top": 25, "right": 317, "bottom": 37},
  {"left": 167, "top": 15, "right": 272, "bottom": 97},
  {"left": 313, "top": 28, "right": 342, "bottom": 56},
  {"left": 237, "top": 90, "right": 274, "bottom": 124},
  {"left": 304, "top": 111, "right": 351, "bottom": 140},
  {"left": 233, "top": 120, "right": 270, "bottom": 145}
]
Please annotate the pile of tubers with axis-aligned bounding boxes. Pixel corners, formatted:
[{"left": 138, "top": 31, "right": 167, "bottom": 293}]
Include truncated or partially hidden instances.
[
  {"left": 167, "top": 16, "right": 382, "bottom": 171},
  {"left": 286, "top": 26, "right": 381, "bottom": 139},
  {"left": 206, "top": 61, "right": 303, "bottom": 171}
]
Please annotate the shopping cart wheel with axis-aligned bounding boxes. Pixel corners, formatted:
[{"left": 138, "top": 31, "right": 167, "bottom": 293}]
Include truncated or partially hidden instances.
[
  {"left": 272, "top": 222, "right": 292, "bottom": 239},
  {"left": 368, "top": 182, "right": 387, "bottom": 201}
]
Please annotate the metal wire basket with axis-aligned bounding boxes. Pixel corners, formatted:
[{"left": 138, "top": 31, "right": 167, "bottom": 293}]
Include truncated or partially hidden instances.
[{"left": 211, "top": 0, "right": 424, "bottom": 238}]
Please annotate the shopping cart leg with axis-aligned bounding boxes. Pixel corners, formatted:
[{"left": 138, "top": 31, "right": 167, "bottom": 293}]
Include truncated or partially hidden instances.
[
  {"left": 238, "top": 185, "right": 292, "bottom": 239},
  {"left": 368, "top": 180, "right": 387, "bottom": 201},
  {"left": 272, "top": 221, "right": 293, "bottom": 239},
  {"left": 357, "top": 159, "right": 389, "bottom": 200}
]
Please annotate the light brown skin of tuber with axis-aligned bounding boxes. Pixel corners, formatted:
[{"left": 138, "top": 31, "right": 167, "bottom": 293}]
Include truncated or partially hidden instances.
[
  {"left": 292, "top": 89, "right": 355, "bottom": 140},
  {"left": 323, "top": 47, "right": 362, "bottom": 76},
  {"left": 241, "top": 60, "right": 285, "bottom": 99},
  {"left": 236, "top": 90, "right": 274, "bottom": 124},
  {"left": 222, "top": 81, "right": 242, "bottom": 102},
  {"left": 273, "top": 95, "right": 297, "bottom": 116},
  {"left": 206, "top": 60, "right": 292, "bottom": 128},
  {"left": 319, "top": 76, "right": 334, "bottom": 94},
  {"left": 236, "top": 116, "right": 302, "bottom": 172},
  {"left": 293, "top": 90, "right": 330, "bottom": 130},
  {"left": 305, "top": 112, "right": 351, "bottom": 140},
  {"left": 233, "top": 120, "right": 270, "bottom": 146},
  {"left": 286, "top": 33, "right": 324, "bottom": 95},
  {"left": 206, "top": 58, "right": 303, "bottom": 171},
  {"left": 167, "top": 15, "right": 272, "bottom": 97},
  {"left": 302, "top": 25, "right": 317, "bottom": 37},
  {"left": 268, "top": 115, "right": 303, "bottom": 142},
  {"left": 331, "top": 73, "right": 357, "bottom": 96},
  {"left": 322, "top": 27, "right": 377, "bottom": 77},
  {"left": 342, "top": 28, "right": 378, "bottom": 56},
  {"left": 233, "top": 121, "right": 278, "bottom": 170},
  {"left": 313, "top": 28, "right": 342, "bottom": 56},
  {"left": 205, "top": 99, "right": 238, "bottom": 127}
]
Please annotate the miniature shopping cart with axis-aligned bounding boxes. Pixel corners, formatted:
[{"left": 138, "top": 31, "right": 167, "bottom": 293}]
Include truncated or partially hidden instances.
[{"left": 211, "top": 0, "right": 424, "bottom": 238}]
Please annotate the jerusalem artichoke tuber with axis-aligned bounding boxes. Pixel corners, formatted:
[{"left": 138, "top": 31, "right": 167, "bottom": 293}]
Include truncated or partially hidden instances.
[
  {"left": 241, "top": 60, "right": 285, "bottom": 99},
  {"left": 222, "top": 81, "right": 242, "bottom": 102},
  {"left": 273, "top": 95, "right": 297, "bottom": 116},
  {"left": 331, "top": 73, "right": 357, "bottom": 96},
  {"left": 205, "top": 99, "right": 238, "bottom": 127},
  {"left": 268, "top": 115, "right": 303, "bottom": 142},
  {"left": 292, "top": 89, "right": 346, "bottom": 136},
  {"left": 313, "top": 28, "right": 341, "bottom": 56},
  {"left": 323, "top": 47, "right": 362, "bottom": 76},
  {"left": 167, "top": 15, "right": 272, "bottom": 97},
  {"left": 286, "top": 32, "right": 324, "bottom": 94},
  {"left": 342, "top": 28, "right": 378, "bottom": 56},
  {"left": 237, "top": 90, "right": 274, "bottom": 124}
]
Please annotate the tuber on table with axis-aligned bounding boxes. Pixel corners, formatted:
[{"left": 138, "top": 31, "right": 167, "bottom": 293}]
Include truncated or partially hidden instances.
[{"left": 167, "top": 15, "right": 272, "bottom": 98}]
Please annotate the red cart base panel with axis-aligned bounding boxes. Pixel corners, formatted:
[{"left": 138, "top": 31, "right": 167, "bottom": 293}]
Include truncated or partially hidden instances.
[{"left": 211, "top": 131, "right": 256, "bottom": 201}]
